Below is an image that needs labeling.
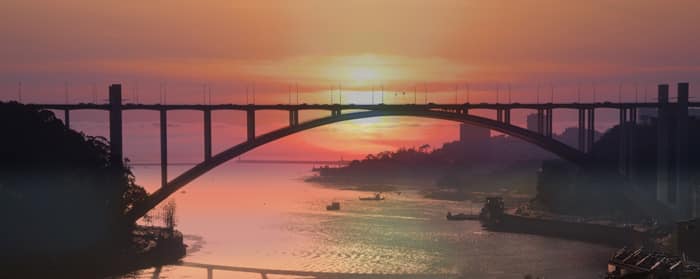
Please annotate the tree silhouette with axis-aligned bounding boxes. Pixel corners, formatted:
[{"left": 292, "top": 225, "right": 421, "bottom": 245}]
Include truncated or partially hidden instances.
[{"left": 0, "top": 102, "right": 147, "bottom": 267}]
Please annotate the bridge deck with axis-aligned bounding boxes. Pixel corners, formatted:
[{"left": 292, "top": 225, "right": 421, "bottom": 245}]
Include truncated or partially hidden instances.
[{"left": 25, "top": 102, "right": 686, "bottom": 111}]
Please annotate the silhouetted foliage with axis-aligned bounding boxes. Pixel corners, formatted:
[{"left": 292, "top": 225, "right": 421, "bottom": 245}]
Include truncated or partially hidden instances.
[
  {"left": 159, "top": 200, "right": 178, "bottom": 231},
  {"left": 316, "top": 135, "right": 547, "bottom": 188},
  {"left": 534, "top": 117, "right": 700, "bottom": 220},
  {"left": 0, "top": 102, "right": 147, "bottom": 266}
]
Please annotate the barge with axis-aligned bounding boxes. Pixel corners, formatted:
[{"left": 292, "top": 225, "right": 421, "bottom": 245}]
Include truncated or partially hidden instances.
[{"left": 479, "top": 197, "right": 650, "bottom": 247}]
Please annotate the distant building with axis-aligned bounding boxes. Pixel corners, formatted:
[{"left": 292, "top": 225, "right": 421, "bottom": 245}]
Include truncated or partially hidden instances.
[{"left": 459, "top": 123, "right": 490, "bottom": 147}]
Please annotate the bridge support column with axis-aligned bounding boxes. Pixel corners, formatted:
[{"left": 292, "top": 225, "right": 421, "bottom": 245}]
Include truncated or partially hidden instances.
[
  {"left": 207, "top": 268, "right": 213, "bottom": 279},
  {"left": 618, "top": 108, "right": 629, "bottom": 176},
  {"left": 247, "top": 109, "right": 255, "bottom": 141},
  {"left": 504, "top": 109, "right": 511, "bottom": 124},
  {"left": 629, "top": 107, "right": 638, "bottom": 184},
  {"left": 676, "top": 82, "right": 691, "bottom": 218},
  {"left": 160, "top": 110, "right": 168, "bottom": 188},
  {"left": 64, "top": 109, "right": 70, "bottom": 129},
  {"left": 586, "top": 108, "right": 595, "bottom": 152},
  {"left": 204, "top": 110, "right": 212, "bottom": 160},
  {"left": 657, "top": 84, "right": 671, "bottom": 205},
  {"left": 109, "top": 84, "right": 123, "bottom": 167},
  {"left": 536, "top": 109, "right": 544, "bottom": 135},
  {"left": 289, "top": 110, "right": 299, "bottom": 126},
  {"left": 496, "top": 109, "right": 503, "bottom": 122},
  {"left": 545, "top": 108, "right": 553, "bottom": 137},
  {"left": 578, "top": 109, "right": 586, "bottom": 152},
  {"left": 656, "top": 82, "right": 693, "bottom": 219},
  {"left": 331, "top": 109, "right": 341, "bottom": 117}
]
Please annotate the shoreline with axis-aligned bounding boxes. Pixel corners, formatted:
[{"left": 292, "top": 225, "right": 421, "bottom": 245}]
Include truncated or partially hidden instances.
[{"left": 305, "top": 175, "right": 533, "bottom": 205}]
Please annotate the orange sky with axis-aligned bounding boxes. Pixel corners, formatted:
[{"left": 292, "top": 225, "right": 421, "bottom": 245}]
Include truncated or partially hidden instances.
[{"left": 2, "top": 0, "right": 699, "bottom": 160}]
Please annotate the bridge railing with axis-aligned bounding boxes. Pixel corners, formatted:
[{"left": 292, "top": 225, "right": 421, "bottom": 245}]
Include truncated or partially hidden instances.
[{"left": 159, "top": 262, "right": 454, "bottom": 279}]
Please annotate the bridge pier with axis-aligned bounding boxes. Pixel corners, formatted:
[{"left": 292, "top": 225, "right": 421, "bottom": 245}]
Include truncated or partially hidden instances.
[
  {"left": 160, "top": 110, "right": 168, "bottom": 188},
  {"left": 504, "top": 109, "right": 511, "bottom": 124},
  {"left": 545, "top": 108, "right": 553, "bottom": 137},
  {"left": 586, "top": 108, "right": 595, "bottom": 152},
  {"left": 676, "top": 83, "right": 691, "bottom": 218},
  {"left": 331, "top": 109, "right": 341, "bottom": 117},
  {"left": 619, "top": 107, "right": 629, "bottom": 176},
  {"left": 289, "top": 110, "right": 299, "bottom": 126},
  {"left": 496, "top": 109, "right": 503, "bottom": 122},
  {"left": 536, "top": 109, "right": 544, "bottom": 135},
  {"left": 656, "top": 83, "right": 693, "bottom": 219},
  {"left": 204, "top": 110, "right": 212, "bottom": 160},
  {"left": 109, "top": 84, "right": 123, "bottom": 167},
  {"left": 629, "top": 107, "right": 638, "bottom": 183},
  {"left": 63, "top": 109, "right": 70, "bottom": 129},
  {"left": 247, "top": 109, "right": 256, "bottom": 141},
  {"left": 657, "top": 84, "right": 671, "bottom": 205},
  {"left": 578, "top": 109, "right": 586, "bottom": 152}
]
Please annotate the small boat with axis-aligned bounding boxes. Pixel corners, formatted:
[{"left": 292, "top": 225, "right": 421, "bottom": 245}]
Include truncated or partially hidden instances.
[
  {"left": 359, "top": 193, "right": 385, "bottom": 201},
  {"left": 326, "top": 202, "right": 340, "bottom": 211},
  {"left": 446, "top": 212, "right": 479, "bottom": 221}
]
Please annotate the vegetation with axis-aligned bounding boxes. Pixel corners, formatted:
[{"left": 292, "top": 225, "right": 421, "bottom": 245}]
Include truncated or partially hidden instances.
[
  {"left": 0, "top": 102, "right": 153, "bottom": 277},
  {"left": 160, "top": 200, "right": 178, "bottom": 232},
  {"left": 311, "top": 138, "right": 542, "bottom": 199},
  {"left": 533, "top": 118, "right": 700, "bottom": 221}
]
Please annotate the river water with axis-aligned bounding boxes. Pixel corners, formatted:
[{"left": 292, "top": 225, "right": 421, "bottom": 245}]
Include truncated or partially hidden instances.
[{"left": 119, "top": 162, "right": 613, "bottom": 279}]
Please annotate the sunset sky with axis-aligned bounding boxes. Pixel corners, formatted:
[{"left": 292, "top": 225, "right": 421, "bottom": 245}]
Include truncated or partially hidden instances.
[{"left": 2, "top": 0, "right": 699, "bottom": 163}]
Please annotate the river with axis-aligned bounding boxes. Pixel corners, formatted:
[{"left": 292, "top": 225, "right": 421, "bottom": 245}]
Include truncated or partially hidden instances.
[{"left": 119, "top": 162, "right": 613, "bottom": 279}]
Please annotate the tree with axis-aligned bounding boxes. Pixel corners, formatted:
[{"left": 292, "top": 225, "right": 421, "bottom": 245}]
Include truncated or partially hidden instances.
[
  {"left": 419, "top": 144, "right": 430, "bottom": 153},
  {"left": 0, "top": 102, "right": 148, "bottom": 260},
  {"left": 161, "top": 200, "right": 177, "bottom": 231}
]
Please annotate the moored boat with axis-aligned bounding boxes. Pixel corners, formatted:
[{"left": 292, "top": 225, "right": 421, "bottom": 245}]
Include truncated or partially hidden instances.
[
  {"left": 359, "top": 193, "right": 385, "bottom": 201},
  {"left": 326, "top": 202, "right": 340, "bottom": 211}
]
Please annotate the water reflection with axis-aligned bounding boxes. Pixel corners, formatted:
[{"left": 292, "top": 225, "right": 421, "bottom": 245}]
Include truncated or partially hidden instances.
[
  {"left": 123, "top": 163, "right": 613, "bottom": 279},
  {"left": 156, "top": 262, "right": 453, "bottom": 279}
]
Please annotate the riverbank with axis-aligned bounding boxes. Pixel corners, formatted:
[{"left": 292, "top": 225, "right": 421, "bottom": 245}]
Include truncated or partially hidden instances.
[
  {"left": 305, "top": 175, "right": 533, "bottom": 205},
  {"left": 2, "top": 226, "right": 186, "bottom": 279}
]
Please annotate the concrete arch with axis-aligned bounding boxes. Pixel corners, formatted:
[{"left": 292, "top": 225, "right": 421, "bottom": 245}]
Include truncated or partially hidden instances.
[{"left": 127, "top": 109, "right": 587, "bottom": 222}]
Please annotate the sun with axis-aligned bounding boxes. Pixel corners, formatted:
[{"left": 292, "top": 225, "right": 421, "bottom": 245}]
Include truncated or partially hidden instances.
[{"left": 349, "top": 67, "right": 379, "bottom": 84}]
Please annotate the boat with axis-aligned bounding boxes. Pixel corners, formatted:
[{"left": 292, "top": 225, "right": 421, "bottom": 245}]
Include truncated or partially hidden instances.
[
  {"left": 359, "top": 193, "right": 385, "bottom": 201},
  {"left": 478, "top": 196, "right": 650, "bottom": 246},
  {"left": 326, "top": 202, "right": 340, "bottom": 211},
  {"left": 446, "top": 212, "right": 479, "bottom": 221}
]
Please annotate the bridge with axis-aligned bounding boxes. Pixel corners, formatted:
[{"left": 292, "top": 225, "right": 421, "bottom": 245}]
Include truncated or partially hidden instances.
[{"left": 26, "top": 82, "right": 696, "bottom": 221}]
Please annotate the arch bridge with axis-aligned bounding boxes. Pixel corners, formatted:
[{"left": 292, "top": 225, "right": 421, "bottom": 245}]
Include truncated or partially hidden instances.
[{"left": 28, "top": 83, "right": 696, "bottom": 221}]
